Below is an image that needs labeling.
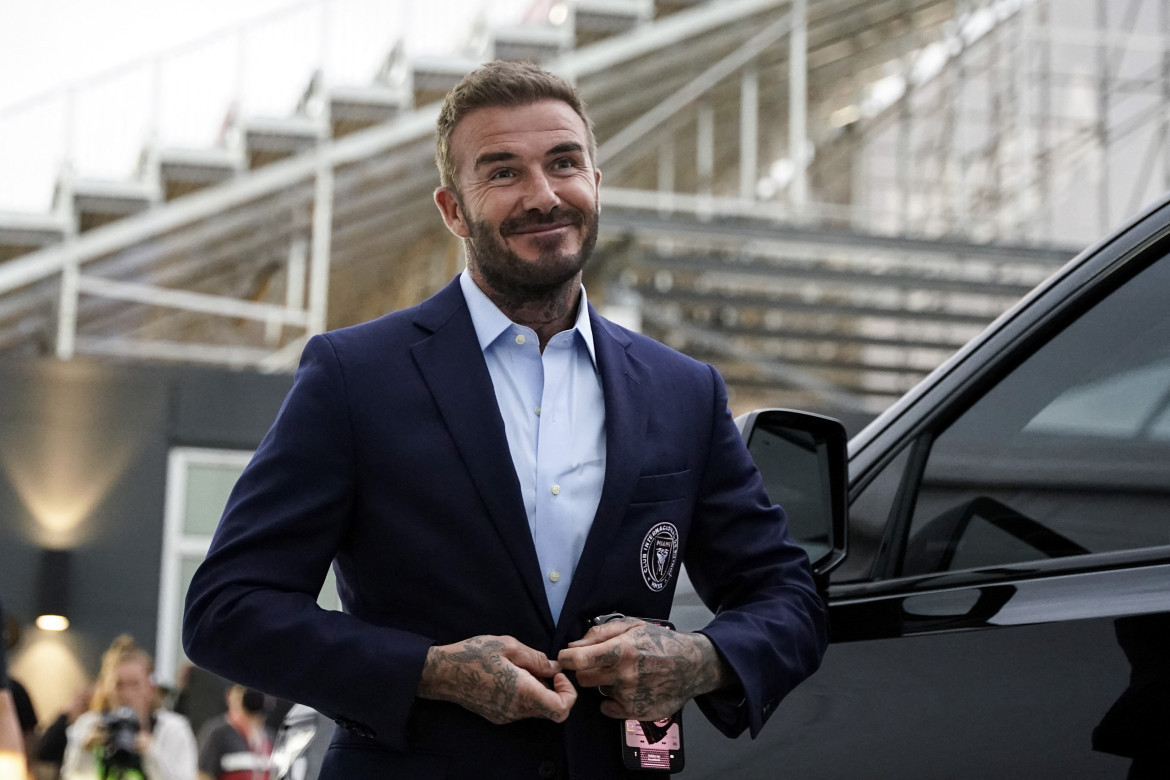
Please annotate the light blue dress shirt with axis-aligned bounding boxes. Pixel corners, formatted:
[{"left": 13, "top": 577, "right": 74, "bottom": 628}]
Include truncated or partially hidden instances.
[{"left": 459, "top": 270, "right": 607, "bottom": 623}]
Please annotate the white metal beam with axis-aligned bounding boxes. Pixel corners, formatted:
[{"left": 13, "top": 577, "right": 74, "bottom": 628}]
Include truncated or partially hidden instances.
[
  {"left": 308, "top": 141, "right": 334, "bottom": 335},
  {"left": 740, "top": 66, "right": 760, "bottom": 200},
  {"left": 554, "top": 0, "right": 785, "bottom": 81},
  {"left": 74, "top": 336, "right": 290, "bottom": 368},
  {"left": 789, "top": 0, "right": 808, "bottom": 208},
  {"left": 76, "top": 275, "right": 310, "bottom": 326},
  {"left": 0, "top": 105, "right": 440, "bottom": 297},
  {"left": 597, "top": 8, "right": 794, "bottom": 175}
]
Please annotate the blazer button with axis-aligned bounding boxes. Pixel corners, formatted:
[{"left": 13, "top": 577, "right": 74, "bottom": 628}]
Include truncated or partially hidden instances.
[{"left": 538, "top": 759, "right": 557, "bottom": 778}]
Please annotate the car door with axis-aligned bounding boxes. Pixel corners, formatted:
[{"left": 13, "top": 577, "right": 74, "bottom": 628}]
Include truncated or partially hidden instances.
[{"left": 678, "top": 202, "right": 1170, "bottom": 778}]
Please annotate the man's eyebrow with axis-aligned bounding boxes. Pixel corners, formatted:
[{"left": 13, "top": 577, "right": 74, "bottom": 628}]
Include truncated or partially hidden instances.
[
  {"left": 474, "top": 151, "right": 517, "bottom": 169},
  {"left": 548, "top": 142, "right": 585, "bottom": 156}
]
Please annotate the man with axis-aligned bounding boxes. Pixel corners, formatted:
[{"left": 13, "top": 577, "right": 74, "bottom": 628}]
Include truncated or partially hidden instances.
[
  {"left": 183, "top": 60, "right": 827, "bottom": 778},
  {"left": 196, "top": 686, "right": 272, "bottom": 780}
]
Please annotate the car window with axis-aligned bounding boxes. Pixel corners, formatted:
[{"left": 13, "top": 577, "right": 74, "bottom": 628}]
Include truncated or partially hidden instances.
[
  {"left": 834, "top": 444, "right": 913, "bottom": 582},
  {"left": 901, "top": 250, "right": 1170, "bottom": 576}
]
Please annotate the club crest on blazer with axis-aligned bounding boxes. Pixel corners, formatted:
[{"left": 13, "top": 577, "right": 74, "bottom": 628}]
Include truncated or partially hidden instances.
[{"left": 640, "top": 523, "right": 680, "bottom": 592}]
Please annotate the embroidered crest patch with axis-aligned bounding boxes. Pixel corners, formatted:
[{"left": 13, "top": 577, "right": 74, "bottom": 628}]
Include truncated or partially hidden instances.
[{"left": 640, "top": 523, "right": 680, "bottom": 592}]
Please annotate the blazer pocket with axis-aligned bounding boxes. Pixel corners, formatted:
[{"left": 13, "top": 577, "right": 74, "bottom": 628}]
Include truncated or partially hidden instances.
[{"left": 629, "top": 469, "right": 691, "bottom": 504}]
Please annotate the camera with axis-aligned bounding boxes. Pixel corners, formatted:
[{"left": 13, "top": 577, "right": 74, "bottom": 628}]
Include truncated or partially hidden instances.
[{"left": 100, "top": 706, "right": 142, "bottom": 770}]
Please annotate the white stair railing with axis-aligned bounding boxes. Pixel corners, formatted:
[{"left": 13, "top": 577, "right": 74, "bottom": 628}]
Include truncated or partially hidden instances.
[{"left": 0, "top": 0, "right": 533, "bottom": 213}]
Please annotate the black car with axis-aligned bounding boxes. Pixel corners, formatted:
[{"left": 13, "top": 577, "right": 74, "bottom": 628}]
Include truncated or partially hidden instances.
[{"left": 676, "top": 192, "right": 1170, "bottom": 778}]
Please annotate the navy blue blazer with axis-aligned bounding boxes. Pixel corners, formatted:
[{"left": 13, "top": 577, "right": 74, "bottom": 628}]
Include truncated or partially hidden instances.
[{"left": 183, "top": 277, "right": 827, "bottom": 778}]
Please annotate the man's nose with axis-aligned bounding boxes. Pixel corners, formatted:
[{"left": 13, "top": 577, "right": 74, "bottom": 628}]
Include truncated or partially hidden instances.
[{"left": 520, "top": 169, "right": 560, "bottom": 212}]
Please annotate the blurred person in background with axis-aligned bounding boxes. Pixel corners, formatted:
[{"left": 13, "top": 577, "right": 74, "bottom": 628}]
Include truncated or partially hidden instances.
[
  {"left": 173, "top": 665, "right": 230, "bottom": 740},
  {"left": 1, "top": 601, "right": 30, "bottom": 779},
  {"left": 39, "top": 685, "right": 96, "bottom": 779},
  {"left": 195, "top": 685, "right": 271, "bottom": 780},
  {"left": 3, "top": 612, "right": 37, "bottom": 779},
  {"left": 62, "top": 635, "right": 196, "bottom": 780}
]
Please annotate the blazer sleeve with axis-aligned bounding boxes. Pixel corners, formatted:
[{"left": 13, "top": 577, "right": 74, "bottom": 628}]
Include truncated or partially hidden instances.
[
  {"left": 182, "top": 334, "right": 433, "bottom": 750},
  {"left": 686, "top": 365, "right": 829, "bottom": 739}
]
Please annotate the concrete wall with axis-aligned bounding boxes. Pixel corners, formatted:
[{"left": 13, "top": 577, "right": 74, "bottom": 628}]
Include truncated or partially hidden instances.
[{"left": 0, "top": 357, "right": 292, "bottom": 725}]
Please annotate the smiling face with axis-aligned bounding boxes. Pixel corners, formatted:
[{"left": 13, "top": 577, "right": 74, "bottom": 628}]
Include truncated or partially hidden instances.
[{"left": 434, "top": 99, "right": 601, "bottom": 303}]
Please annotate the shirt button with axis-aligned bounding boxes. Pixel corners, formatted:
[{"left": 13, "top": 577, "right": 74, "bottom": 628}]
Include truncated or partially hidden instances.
[
  {"left": 515, "top": 334, "right": 526, "bottom": 345},
  {"left": 549, "top": 570, "right": 560, "bottom": 583},
  {"left": 535, "top": 405, "right": 542, "bottom": 416},
  {"left": 551, "top": 484, "right": 561, "bottom": 495},
  {"left": 538, "top": 759, "right": 557, "bottom": 778}
]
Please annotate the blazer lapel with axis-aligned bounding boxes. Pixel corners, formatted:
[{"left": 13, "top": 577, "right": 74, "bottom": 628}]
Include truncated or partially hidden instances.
[
  {"left": 556, "top": 309, "right": 649, "bottom": 640},
  {"left": 410, "top": 279, "right": 555, "bottom": 629}
]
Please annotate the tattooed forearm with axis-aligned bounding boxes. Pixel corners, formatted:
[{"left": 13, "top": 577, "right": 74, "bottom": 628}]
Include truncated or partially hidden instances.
[
  {"left": 622, "top": 626, "right": 727, "bottom": 719},
  {"left": 421, "top": 638, "right": 520, "bottom": 723}
]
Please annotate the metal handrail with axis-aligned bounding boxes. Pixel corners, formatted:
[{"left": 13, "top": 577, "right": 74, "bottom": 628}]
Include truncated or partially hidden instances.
[{"left": 0, "top": 0, "right": 531, "bottom": 213}]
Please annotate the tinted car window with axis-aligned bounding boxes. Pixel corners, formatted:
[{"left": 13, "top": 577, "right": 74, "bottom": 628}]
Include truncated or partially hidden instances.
[
  {"left": 835, "top": 444, "right": 913, "bottom": 581},
  {"left": 903, "top": 250, "right": 1170, "bottom": 576}
]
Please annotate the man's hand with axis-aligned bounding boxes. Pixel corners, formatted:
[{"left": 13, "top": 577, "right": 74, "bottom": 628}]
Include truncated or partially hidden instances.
[
  {"left": 418, "top": 635, "right": 577, "bottom": 724},
  {"left": 558, "top": 618, "right": 728, "bottom": 721}
]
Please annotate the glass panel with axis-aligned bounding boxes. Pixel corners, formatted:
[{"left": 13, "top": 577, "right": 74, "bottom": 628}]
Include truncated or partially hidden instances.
[
  {"left": 837, "top": 445, "right": 912, "bottom": 582},
  {"left": 173, "top": 553, "right": 206, "bottom": 673},
  {"left": 904, "top": 252, "right": 1170, "bottom": 576},
  {"left": 183, "top": 461, "right": 246, "bottom": 535},
  {"left": 749, "top": 426, "right": 832, "bottom": 564}
]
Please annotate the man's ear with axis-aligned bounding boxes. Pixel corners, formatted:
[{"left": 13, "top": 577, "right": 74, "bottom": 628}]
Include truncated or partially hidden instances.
[{"left": 434, "top": 187, "right": 471, "bottom": 238}]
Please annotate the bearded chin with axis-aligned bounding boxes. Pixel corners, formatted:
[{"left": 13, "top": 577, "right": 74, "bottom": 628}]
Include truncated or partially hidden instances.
[{"left": 465, "top": 209, "right": 599, "bottom": 301}]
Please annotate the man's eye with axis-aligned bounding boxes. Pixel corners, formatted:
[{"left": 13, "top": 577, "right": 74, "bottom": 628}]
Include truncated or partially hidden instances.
[
  {"left": 553, "top": 158, "right": 576, "bottom": 169},
  {"left": 490, "top": 169, "right": 515, "bottom": 180}
]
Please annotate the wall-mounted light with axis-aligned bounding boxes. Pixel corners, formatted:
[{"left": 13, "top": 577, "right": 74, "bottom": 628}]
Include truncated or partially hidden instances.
[
  {"left": 548, "top": 2, "right": 569, "bottom": 26},
  {"left": 35, "top": 549, "right": 71, "bottom": 632}
]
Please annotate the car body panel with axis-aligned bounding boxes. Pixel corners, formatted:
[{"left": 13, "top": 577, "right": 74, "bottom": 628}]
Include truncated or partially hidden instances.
[{"left": 678, "top": 193, "right": 1170, "bottom": 776}]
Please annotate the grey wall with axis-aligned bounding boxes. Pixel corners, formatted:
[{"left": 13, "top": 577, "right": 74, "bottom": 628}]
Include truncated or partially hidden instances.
[{"left": 0, "top": 357, "right": 292, "bottom": 678}]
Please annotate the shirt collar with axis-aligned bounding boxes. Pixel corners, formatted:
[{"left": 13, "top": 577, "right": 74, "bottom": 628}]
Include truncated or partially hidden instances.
[{"left": 459, "top": 269, "right": 598, "bottom": 367}]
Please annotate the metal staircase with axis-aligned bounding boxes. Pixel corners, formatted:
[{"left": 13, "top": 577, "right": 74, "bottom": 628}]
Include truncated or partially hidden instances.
[{"left": 4, "top": 0, "right": 1147, "bottom": 418}]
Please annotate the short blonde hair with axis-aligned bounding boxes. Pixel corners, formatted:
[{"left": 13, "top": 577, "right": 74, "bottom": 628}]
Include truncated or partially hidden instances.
[{"left": 435, "top": 59, "right": 596, "bottom": 189}]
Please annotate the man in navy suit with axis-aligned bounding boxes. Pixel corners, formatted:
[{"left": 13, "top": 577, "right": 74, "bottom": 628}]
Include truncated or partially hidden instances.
[{"left": 183, "top": 60, "right": 827, "bottom": 778}]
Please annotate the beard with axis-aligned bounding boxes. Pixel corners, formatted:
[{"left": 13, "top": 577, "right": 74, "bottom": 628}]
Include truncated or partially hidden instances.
[{"left": 462, "top": 201, "right": 600, "bottom": 305}]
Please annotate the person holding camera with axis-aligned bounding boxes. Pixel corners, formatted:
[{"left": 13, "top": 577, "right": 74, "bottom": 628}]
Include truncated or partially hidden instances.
[{"left": 62, "top": 635, "right": 196, "bottom": 780}]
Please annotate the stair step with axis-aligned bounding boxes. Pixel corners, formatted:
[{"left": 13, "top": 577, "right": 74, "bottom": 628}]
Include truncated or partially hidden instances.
[
  {"left": 240, "top": 115, "right": 321, "bottom": 170},
  {"left": 651, "top": 0, "right": 710, "bottom": 19},
  {"left": 409, "top": 55, "right": 482, "bottom": 107},
  {"left": 158, "top": 147, "right": 242, "bottom": 201},
  {"left": 491, "top": 24, "right": 572, "bottom": 62},
  {"left": 329, "top": 85, "right": 409, "bottom": 138},
  {"left": 0, "top": 212, "right": 67, "bottom": 262},
  {"left": 574, "top": 0, "right": 653, "bottom": 46},
  {"left": 61, "top": 179, "right": 159, "bottom": 233}
]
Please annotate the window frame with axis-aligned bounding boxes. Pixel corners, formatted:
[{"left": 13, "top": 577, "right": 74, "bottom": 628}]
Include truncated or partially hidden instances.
[{"left": 155, "top": 447, "right": 254, "bottom": 686}]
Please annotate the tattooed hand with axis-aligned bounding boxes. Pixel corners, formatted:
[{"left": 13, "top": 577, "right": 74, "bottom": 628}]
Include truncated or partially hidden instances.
[
  {"left": 557, "top": 618, "right": 728, "bottom": 721},
  {"left": 418, "top": 635, "right": 577, "bottom": 724}
]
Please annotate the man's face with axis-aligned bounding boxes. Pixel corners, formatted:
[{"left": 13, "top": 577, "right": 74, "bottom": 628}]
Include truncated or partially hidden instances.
[
  {"left": 435, "top": 99, "right": 601, "bottom": 298},
  {"left": 112, "top": 660, "right": 154, "bottom": 716}
]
